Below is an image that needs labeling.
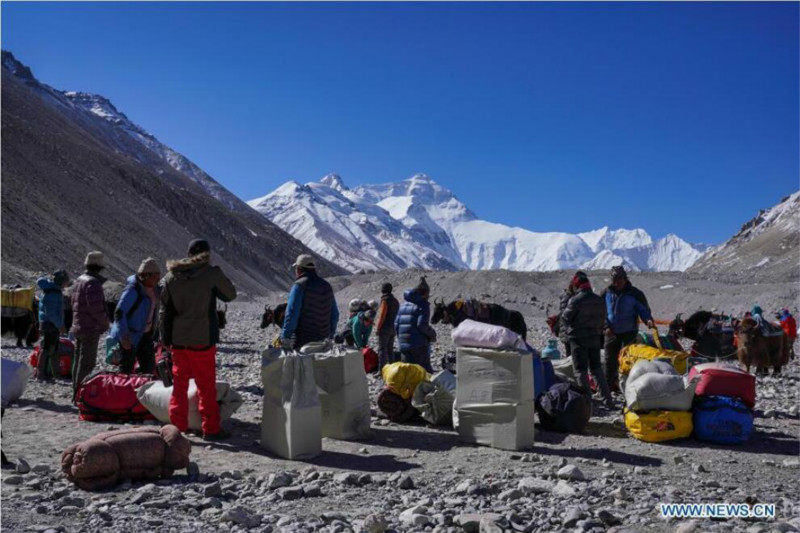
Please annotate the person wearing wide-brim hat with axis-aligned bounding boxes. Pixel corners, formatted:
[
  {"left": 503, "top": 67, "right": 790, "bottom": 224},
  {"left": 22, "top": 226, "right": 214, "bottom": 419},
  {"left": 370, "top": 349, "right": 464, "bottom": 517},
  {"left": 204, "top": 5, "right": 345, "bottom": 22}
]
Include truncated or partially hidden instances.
[
  {"left": 280, "top": 254, "right": 339, "bottom": 351},
  {"left": 109, "top": 257, "right": 163, "bottom": 375},
  {"left": 70, "top": 251, "right": 110, "bottom": 397}
]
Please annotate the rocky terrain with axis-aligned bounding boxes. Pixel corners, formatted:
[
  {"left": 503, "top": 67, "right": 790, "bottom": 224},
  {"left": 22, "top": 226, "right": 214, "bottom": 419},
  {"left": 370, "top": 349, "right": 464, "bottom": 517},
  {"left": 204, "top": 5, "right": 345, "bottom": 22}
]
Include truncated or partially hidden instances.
[{"left": 2, "top": 271, "right": 798, "bottom": 533}]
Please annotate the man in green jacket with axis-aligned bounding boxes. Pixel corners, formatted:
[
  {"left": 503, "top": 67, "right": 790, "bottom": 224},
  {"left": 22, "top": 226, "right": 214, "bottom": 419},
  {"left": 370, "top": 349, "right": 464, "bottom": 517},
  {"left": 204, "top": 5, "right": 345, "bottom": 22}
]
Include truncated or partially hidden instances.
[
  {"left": 347, "top": 309, "right": 376, "bottom": 349},
  {"left": 160, "top": 239, "right": 236, "bottom": 440}
]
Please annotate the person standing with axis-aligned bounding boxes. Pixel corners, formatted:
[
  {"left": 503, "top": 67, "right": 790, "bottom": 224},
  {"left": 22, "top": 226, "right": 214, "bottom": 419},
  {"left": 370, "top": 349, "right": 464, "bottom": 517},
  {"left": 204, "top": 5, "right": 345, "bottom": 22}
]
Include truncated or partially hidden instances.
[
  {"left": 280, "top": 254, "right": 339, "bottom": 351},
  {"left": 161, "top": 239, "right": 237, "bottom": 440},
  {"left": 36, "top": 270, "right": 69, "bottom": 381},
  {"left": 561, "top": 271, "right": 613, "bottom": 409},
  {"left": 600, "top": 266, "right": 654, "bottom": 393},
  {"left": 395, "top": 277, "right": 436, "bottom": 373},
  {"left": 71, "top": 252, "right": 110, "bottom": 398},
  {"left": 112, "top": 258, "right": 161, "bottom": 374},
  {"left": 376, "top": 282, "right": 400, "bottom": 370},
  {"left": 779, "top": 309, "right": 796, "bottom": 359}
]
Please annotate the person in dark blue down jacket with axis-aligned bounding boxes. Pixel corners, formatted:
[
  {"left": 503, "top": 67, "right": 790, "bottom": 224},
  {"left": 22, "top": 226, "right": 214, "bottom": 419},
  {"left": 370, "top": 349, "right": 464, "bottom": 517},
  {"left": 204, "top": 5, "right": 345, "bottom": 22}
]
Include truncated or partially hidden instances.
[
  {"left": 110, "top": 258, "right": 162, "bottom": 374},
  {"left": 394, "top": 276, "right": 437, "bottom": 373},
  {"left": 281, "top": 254, "right": 339, "bottom": 351},
  {"left": 600, "top": 266, "right": 654, "bottom": 393},
  {"left": 36, "top": 270, "right": 69, "bottom": 381}
]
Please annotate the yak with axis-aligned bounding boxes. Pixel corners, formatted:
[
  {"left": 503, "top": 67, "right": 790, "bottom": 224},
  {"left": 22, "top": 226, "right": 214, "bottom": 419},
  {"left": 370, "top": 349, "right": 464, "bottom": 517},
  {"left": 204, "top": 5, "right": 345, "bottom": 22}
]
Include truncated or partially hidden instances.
[
  {"left": 260, "top": 303, "right": 287, "bottom": 330},
  {"left": 431, "top": 298, "right": 527, "bottom": 340},
  {"left": 737, "top": 317, "right": 790, "bottom": 375}
]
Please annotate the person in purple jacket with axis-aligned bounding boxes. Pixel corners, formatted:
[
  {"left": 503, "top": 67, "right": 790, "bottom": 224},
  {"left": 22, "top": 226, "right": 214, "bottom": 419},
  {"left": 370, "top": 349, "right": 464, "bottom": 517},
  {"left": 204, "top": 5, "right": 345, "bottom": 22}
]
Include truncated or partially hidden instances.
[{"left": 71, "top": 251, "right": 111, "bottom": 399}]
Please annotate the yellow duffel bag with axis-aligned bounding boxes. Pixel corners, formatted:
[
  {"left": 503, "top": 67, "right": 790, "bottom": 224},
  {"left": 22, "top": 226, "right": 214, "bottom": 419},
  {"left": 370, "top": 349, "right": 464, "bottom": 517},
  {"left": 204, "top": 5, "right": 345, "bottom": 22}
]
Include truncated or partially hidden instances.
[
  {"left": 1, "top": 286, "right": 35, "bottom": 312},
  {"left": 619, "top": 344, "right": 689, "bottom": 375},
  {"left": 624, "top": 408, "right": 693, "bottom": 443},
  {"left": 381, "top": 362, "right": 429, "bottom": 400}
]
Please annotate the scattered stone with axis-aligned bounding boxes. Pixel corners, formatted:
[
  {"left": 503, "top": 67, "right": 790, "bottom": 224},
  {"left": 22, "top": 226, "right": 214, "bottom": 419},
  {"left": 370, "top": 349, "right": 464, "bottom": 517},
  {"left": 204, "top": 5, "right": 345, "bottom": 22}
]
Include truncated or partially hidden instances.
[
  {"left": 277, "top": 486, "right": 305, "bottom": 500},
  {"left": 334, "top": 472, "right": 359, "bottom": 486},
  {"left": 399, "top": 507, "right": 431, "bottom": 526},
  {"left": 31, "top": 464, "right": 52, "bottom": 475},
  {"left": 597, "top": 510, "right": 622, "bottom": 526},
  {"left": 397, "top": 475, "right": 414, "bottom": 490},
  {"left": 203, "top": 481, "right": 222, "bottom": 497},
  {"left": 557, "top": 465, "right": 586, "bottom": 481},
  {"left": 363, "top": 513, "right": 388, "bottom": 533},
  {"left": 498, "top": 488, "right": 523, "bottom": 501},
  {"left": 518, "top": 477, "right": 554, "bottom": 494},
  {"left": 187, "top": 462, "right": 200, "bottom": 477},
  {"left": 4, "top": 475, "right": 23, "bottom": 485},
  {"left": 16, "top": 458, "right": 31, "bottom": 474},
  {"left": 693, "top": 464, "right": 707, "bottom": 474},
  {"left": 268, "top": 472, "right": 293, "bottom": 489},
  {"left": 553, "top": 480, "right": 577, "bottom": 498},
  {"left": 221, "top": 506, "right": 261, "bottom": 529},
  {"left": 675, "top": 521, "right": 699, "bottom": 533},
  {"left": 634, "top": 466, "right": 648, "bottom": 475},
  {"left": 673, "top": 456, "right": 684, "bottom": 465},
  {"left": 302, "top": 483, "right": 322, "bottom": 497},
  {"left": 563, "top": 507, "right": 585, "bottom": 527}
]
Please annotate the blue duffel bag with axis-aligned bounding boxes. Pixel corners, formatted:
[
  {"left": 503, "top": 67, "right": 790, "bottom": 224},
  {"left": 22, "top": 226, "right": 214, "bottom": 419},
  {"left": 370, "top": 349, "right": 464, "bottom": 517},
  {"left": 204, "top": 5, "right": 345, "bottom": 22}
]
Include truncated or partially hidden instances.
[{"left": 693, "top": 395, "right": 754, "bottom": 445}]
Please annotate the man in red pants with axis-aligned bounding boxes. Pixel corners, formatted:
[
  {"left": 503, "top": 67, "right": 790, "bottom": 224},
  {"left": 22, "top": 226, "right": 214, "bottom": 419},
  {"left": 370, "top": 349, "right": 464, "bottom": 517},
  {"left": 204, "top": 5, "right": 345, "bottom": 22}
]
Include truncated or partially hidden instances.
[{"left": 160, "top": 239, "right": 236, "bottom": 440}]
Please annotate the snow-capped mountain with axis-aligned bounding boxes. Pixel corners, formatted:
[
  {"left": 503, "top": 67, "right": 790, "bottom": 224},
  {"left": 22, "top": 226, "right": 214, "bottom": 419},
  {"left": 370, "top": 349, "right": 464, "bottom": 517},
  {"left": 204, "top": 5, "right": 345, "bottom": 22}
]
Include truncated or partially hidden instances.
[
  {"left": 250, "top": 173, "right": 710, "bottom": 273},
  {"left": 689, "top": 191, "right": 800, "bottom": 280}
]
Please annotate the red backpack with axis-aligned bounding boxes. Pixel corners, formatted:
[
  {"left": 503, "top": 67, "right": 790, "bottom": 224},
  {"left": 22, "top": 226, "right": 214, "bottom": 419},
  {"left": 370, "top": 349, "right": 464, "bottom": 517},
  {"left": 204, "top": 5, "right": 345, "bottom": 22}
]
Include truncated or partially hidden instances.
[
  {"left": 688, "top": 364, "right": 756, "bottom": 408},
  {"left": 75, "top": 372, "right": 155, "bottom": 422},
  {"left": 362, "top": 347, "right": 379, "bottom": 373},
  {"left": 30, "top": 338, "right": 74, "bottom": 378}
]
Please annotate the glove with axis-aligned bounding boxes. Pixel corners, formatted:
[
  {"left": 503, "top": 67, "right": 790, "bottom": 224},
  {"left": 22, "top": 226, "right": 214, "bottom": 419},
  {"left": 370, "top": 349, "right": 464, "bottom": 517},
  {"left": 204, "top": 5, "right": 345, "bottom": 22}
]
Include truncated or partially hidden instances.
[
  {"left": 646, "top": 319, "right": 656, "bottom": 329},
  {"left": 271, "top": 336, "right": 282, "bottom": 348},
  {"left": 280, "top": 337, "right": 294, "bottom": 350}
]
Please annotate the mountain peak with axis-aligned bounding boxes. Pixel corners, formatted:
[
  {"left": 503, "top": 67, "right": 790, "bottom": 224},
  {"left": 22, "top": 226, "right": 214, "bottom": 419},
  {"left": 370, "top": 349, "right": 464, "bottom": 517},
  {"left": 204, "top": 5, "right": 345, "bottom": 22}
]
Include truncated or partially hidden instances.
[
  {"left": 63, "top": 91, "right": 131, "bottom": 126},
  {"left": 2, "top": 50, "right": 36, "bottom": 82},
  {"left": 320, "top": 174, "right": 348, "bottom": 191}
]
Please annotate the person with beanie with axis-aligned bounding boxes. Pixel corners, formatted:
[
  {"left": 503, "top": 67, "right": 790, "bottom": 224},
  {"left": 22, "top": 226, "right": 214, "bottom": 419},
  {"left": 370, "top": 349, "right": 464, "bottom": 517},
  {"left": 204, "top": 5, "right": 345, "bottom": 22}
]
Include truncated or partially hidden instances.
[
  {"left": 71, "top": 251, "right": 110, "bottom": 397},
  {"left": 394, "top": 276, "right": 437, "bottom": 373},
  {"left": 160, "top": 239, "right": 237, "bottom": 440},
  {"left": 779, "top": 309, "right": 797, "bottom": 360},
  {"left": 280, "top": 254, "right": 339, "bottom": 351},
  {"left": 111, "top": 258, "right": 162, "bottom": 374},
  {"left": 36, "top": 269, "right": 69, "bottom": 381},
  {"left": 347, "top": 308, "right": 376, "bottom": 349},
  {"left": 561, "top": 271, "right": 613, "bottom": 409},
  {"left": 376, "top": 282, "right": 400, "bottom": 370},
  {"left": 600, "top": 265, "right": 654, "bottom": 393}
]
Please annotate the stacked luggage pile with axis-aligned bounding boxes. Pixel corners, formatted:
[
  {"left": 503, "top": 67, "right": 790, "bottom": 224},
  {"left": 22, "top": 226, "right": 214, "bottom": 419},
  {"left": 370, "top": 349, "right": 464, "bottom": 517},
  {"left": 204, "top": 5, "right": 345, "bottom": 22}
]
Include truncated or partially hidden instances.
[{"left": 620, "top": 332, "right": 756, "bottom": 445}]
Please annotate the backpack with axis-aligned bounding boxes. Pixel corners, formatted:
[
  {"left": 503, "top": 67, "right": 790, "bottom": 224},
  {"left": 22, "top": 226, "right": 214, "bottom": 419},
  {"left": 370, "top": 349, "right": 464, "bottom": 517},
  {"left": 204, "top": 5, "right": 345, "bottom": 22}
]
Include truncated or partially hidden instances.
[
  {"left": 693, "top": 395, "right": 753, "bottom": 445},
  {"left": 75, "top": 372, "right": 155, "bottom": 422},
  {"left": 535, "top": 382, "right": 592, "bottom": 433},
  {"left": 30, "top": 338, "right": 74, "bottom": 378},
  {"left": 155, "top": 344, "right": 173, "bottom": 387}
]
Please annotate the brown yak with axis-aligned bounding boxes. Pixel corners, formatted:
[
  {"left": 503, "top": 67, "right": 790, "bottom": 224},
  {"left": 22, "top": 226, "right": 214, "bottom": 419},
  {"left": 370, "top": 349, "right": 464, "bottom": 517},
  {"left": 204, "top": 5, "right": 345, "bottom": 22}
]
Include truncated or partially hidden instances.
[{"left": 736, "top": 317, "right": 789, "bottom": 375}]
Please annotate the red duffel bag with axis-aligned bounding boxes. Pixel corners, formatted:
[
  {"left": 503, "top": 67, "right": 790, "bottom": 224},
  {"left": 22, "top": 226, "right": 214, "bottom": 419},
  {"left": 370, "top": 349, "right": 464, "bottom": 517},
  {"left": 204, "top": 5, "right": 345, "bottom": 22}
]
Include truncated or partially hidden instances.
[
  {"left": 688, "top": 363, "right": 756, "bottom": 408},
  {"left": 30, "top": 338, "right": 74, "bottom": 378},
  {"left": 76, "top": 372, "right": 155, "bottom": 422},
  {"left": 362, "top": 347, "right": 379, "bottom": 374}
]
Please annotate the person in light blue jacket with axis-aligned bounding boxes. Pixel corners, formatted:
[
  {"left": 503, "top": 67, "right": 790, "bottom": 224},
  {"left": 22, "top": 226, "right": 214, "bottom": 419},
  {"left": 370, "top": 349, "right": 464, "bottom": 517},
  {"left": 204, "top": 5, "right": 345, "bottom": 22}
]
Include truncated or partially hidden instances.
[
  {"left": 36, "top": 270, "right": 69, "bottom": 380},
  {"left": 109, "top": 258, "right": 161, "bottom": 373}
]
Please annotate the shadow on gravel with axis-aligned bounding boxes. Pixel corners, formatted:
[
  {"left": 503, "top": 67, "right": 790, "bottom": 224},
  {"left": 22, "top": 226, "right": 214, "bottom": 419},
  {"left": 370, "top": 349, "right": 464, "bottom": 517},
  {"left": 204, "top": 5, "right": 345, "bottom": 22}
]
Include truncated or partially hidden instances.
[
  {"left": 16, "top": 398, "right": 78, "bottom": 415},
  {"left": 535, "top": 445, "right": 663, "bottom": 467},
  {"left": 302, "top": 451, "right": 418, "bottom": 472},
  {"left": 368, "top": 426, "right": 459, "bottom": 453},
  {"left": 660, "top": 431, "right": 799, "bottom": 456}
]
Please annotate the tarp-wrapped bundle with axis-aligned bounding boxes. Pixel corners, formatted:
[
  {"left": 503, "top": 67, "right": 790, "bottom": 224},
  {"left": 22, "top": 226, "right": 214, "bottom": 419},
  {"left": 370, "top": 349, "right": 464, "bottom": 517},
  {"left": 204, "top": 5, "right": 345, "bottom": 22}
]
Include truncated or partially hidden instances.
[
  {"left": 454, "top": 346, "right": 535, "bottom": 450},
  {"left": 412, "top": 370, "right": 457, "bottom": 426},
  {"left": 1, "top": 286, "right": 35, "bottom": 315},
  {"left": 1, "top": 358, "right": 32, "bottom": 407},
  {"left": 61, "top": 425, "right": 191, "bottom": 491},
  {"left": 624, "top": 360, "right": 699, "bottom": 412},
  {"left": 618, "top": 344, "right": 690, "bottom": 375},
  {"left": 261, "top": 348, "right": 321, "bottom": 460},
  {"left": 137, "top": 380, "right": 243, "bottom": 431},
  {"left": 381, "top": 362, "right": 429, "bottom": 400},
  {"left": 452, "top": 319, "right": 526, "bottom": 351},
  {"left": 309, "top": 345, "right": 372, "bottom": 440}
]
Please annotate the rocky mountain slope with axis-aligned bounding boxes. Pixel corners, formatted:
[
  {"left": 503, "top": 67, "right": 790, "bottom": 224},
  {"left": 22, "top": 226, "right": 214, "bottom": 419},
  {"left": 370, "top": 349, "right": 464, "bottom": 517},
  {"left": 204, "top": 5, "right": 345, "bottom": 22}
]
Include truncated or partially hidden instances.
[
  {"left": 250, "top": 174, "right": 709, "bottom": 274},
  {"left": 1, "top": 51, "right": 344, "bottom": 294},
  {"left": 689, "top": 191, "right": 800, "bottom": 281}
]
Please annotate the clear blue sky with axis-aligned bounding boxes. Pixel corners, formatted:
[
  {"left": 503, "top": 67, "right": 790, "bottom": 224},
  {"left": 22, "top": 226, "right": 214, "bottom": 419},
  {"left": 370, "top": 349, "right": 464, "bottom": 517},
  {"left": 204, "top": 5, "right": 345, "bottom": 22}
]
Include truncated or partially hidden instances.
[{"left": 3, "top": 2, "right": 798, "bottom": 244}]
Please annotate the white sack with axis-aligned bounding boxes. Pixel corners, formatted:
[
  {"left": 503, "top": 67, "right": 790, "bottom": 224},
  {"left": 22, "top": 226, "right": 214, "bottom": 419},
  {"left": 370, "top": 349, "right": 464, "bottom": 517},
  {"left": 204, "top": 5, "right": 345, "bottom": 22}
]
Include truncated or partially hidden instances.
[
  {"left": 312, "top": 347, "right": 372, "bottom": 440},
  {"left": 625, "top": 370, "right": 698, "bottom": 412},
  {"left": 451, "top": 320, "right": 526, "bottom": 351},
  {"left": 261, "top": 348, "right": 321, "bottom": 460},
  {"left": 1, "top": 358, "right": 32, "bottom": 407},
  {"left": 136, "top": 380, "right": 243, "bottom": 430}
]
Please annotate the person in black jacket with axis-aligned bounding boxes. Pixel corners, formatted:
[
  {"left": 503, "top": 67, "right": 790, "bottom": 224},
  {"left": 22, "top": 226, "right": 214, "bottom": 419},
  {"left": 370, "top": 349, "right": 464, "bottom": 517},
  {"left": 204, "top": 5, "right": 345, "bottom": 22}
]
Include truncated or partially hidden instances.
[
  {"left": 376, "top": 283, "right": 400, "bottom": 371},
  {"left": 561, "top": 271, "right": 613, "bottom": 409}
]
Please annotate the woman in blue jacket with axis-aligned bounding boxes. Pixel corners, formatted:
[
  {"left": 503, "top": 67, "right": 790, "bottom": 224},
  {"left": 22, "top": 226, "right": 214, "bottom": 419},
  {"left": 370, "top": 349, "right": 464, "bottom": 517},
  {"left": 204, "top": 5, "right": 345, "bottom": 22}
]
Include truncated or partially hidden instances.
[
  {"left": 394, "top": 277, "right": 437, "bottom": 373},
  {"left": 110, "top": 259, "right": 161, "bottom": 373}
]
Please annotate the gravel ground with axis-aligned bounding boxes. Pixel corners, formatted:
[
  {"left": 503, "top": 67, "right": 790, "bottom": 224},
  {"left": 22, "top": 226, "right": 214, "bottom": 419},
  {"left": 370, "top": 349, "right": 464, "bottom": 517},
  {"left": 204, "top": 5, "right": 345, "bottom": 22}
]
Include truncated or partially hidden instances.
[{"left": 2, "top": 271, "right": 799, "bottom": 533}]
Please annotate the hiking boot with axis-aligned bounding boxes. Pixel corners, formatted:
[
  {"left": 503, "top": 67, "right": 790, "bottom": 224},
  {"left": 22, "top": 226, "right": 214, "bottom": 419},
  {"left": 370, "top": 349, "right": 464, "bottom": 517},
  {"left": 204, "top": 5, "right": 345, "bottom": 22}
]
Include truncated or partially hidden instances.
[
  {"left": 203, "top": 429, "right": 231, "bottom": 441},
  {"left": 609, "top": 381, "right": 622, "bottom": 394},
  {"left": 183, "top": 429, "right": 202, "bottom": 438}
]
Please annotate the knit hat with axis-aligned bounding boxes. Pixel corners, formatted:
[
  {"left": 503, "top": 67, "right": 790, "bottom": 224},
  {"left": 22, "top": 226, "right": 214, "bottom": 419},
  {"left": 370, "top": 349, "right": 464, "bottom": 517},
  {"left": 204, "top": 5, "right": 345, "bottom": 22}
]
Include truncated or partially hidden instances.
[
  {"left": 416, "top": 276, "right": 430, "bottom": 296},
  {"left": 187, "top": 239, "right": 211, "bottom": 256},
  {"left": 365, "top": 309, "right": 377, "bottom": 321},
  {"left": 137, "top": 257, "right": 161, "bottom": 275},
  {"left": 84, "top": 251, "right": 105, "bottom": 268},
  {"left": 751, "top": 305, "right": 763, "bottom": 316},
  {"left": 611, "top": 265, "right": 627, "bottom": 281},
  {"left": 52, "top": 270, "right": 69, "bottom": 286},
  {"left": 571, "top": 271, "right": 591, "bottom": 290},
  {"left": 381, "top": 282, "right": 393, "bottom": 295},
  {"left": 291, "top": 254, "right": 316, "bottom": 270}
]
